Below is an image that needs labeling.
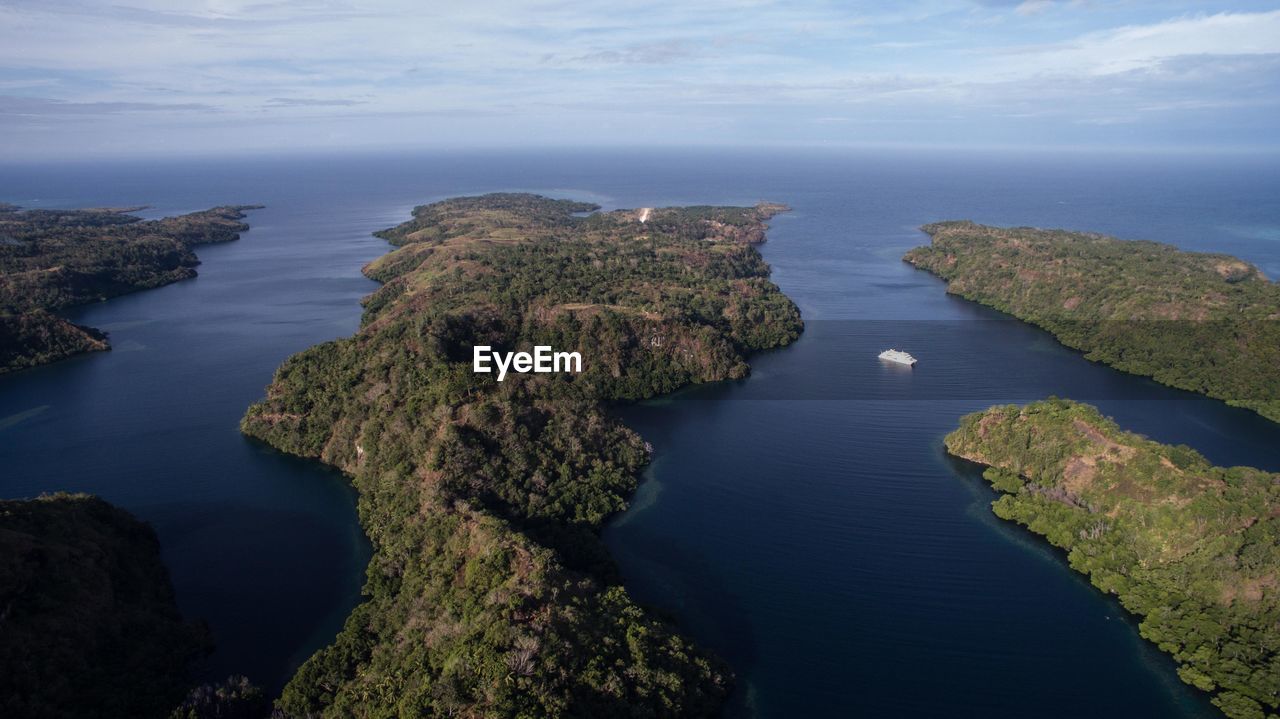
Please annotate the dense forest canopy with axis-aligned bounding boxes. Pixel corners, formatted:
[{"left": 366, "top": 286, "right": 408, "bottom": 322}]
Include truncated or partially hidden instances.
[
  {"left": 905, "top": 221, "right": 1280, "bottom": 422},
  {"left": 947, "top": 399, "right": 1280, "bottom": 719},
  {"left": 0, "top": 494, "right": 210, "bottom": 719},
  {"left": 242, "top": 193, "right": 802, "bottom": 717},
  {"left": 0, "top": 203, "right": 259, "bottom": 372}
]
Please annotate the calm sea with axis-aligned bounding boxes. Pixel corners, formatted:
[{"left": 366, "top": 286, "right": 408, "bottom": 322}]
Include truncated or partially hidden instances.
[{"left": 1, "top": 149, "right": 1277, "bottom": 714}]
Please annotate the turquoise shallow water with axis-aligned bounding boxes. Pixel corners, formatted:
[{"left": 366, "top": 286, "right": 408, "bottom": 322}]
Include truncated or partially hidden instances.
[{"left": 1, "top": 149, "right": 1277, "bottom": 713}]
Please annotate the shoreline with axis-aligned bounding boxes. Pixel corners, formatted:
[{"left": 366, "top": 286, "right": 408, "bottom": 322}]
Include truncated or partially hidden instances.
[{"left": 241, "top": 193, "right": 802, "bottom": 715}]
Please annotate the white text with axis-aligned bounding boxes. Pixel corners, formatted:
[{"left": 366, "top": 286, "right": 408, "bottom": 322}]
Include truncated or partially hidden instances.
[{"left": 473, "top": 345, "right": 583, "bottom": 381}]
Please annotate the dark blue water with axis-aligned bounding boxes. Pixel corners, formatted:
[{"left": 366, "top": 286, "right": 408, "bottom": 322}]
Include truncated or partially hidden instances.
[{"left": 1, "top": 150, "right": 1277, "bottom": 714}]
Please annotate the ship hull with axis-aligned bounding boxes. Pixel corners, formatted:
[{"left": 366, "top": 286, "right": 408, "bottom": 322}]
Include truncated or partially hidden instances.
[{"left": 878, "top": 352, "right": 917, "bottom": 366}]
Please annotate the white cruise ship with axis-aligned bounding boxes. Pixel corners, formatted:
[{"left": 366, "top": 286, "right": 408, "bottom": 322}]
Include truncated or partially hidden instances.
[{"left": 878, "top": 349, "right": 917, "bottom": 366}]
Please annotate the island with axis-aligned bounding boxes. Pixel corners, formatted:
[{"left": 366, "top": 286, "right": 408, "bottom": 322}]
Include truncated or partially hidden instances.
[
  {"left": 0, "top": 493, "right": 210, "bottom": 718},
  {"left": 0, "top": 203, "right": 260, "bottom": 373},
  {"left": 946, "top": 399, "right": 1280, "bottom": 719},
  {"left": 904, "top": 221, "right": 1280, "bottom": 423},
  {"left": 241, "top": 193, "right": 802, "bottom": 716}
]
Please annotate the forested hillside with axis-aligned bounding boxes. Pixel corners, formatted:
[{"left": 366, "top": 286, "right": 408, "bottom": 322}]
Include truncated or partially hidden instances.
[
  {"left": 905, "top": 221, "right": 1280, "bottom": 422},
  {"left": 947, "top": 399, "right": 1280, "bottom": 719},
  {"left": 0, "top": 494, "right": 210, "bottom": 718},
  {"left": 0, "top": 204, "right": 258, "bottom": 372},
  {"left": 242, "top": 193, "right": 802, "bottom": 717}
]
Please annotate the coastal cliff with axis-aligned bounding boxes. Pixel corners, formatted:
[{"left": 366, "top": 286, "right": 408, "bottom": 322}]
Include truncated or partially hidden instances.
[{"left": 242, "top": 193, "right": 801, "bottom": 716}]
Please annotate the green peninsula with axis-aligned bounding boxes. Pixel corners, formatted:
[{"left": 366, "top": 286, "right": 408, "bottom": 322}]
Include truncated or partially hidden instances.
[
  {"left": 242, "top": 193, "right": 801, "bottom": 717},
  {"left": 905, "top": 221, "right": 1280, "bottom": 422},
  {"left": 0, "top": 203, "right": 259, "bottom": 373},
  {"left": 0, "top": 493, "right": 210, "bottom": 718},
  {"left": 947, "top": 399, "right": 1280, "bottom": 719}
]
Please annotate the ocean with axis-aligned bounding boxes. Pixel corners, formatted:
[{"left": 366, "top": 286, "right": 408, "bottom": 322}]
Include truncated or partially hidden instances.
[{"left": 2, "top": 148, "right": 1277, "bottom": 715}]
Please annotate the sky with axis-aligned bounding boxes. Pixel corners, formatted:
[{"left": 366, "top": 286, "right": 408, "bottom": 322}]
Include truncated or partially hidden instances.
[{"left": 1, "top": 0, "right": 1278, "bottom": 158}]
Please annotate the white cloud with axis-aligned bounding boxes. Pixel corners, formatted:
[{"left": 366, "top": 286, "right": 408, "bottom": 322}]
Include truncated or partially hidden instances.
[
  {"left": 0, "top": 1, "right": 1277, "bottom": 155},
  {"left": 987, "top": 10, "right": 1280, "bottom": 76},
  {"left": 1015, "top": 1, "right": 1054, "bottom": 17}
]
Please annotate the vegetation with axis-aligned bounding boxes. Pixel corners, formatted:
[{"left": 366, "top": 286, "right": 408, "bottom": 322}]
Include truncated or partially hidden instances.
[
  {"left": 0, "top": 493, "right": 211, "bottom": 719},
  {"left": 169, "top": 676, "right": 270, "bottom": 719},
  {"left": 947, "top": 399, "right": 1280, "bottom": 719},
  {"left": 905, "top": 221, "right": 1280, "bottom": 422},
  {"left": 0, "top": 203, "right": 260, "bottom": 372},
  {"left": 242, "top": 193, "right": 801, "bottom": 717}
]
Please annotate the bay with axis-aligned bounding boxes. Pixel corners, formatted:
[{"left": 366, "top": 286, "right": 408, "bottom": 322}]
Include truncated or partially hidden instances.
[{"left": 2, "top": 149, "right": 1276, "bottom": 714}]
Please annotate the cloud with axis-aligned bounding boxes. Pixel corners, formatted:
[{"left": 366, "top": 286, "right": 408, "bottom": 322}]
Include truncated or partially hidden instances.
[
  {"left": 266, "top": 97, "right": 364, "bottom": 107},
  {"left": 1015, "top": 0, "right": 1054, "bottom": 16},
  {"left": 563, "top": 39, "right": 698, "bottom": 66},
  {"left": 0, "top": 1, "right": 1277, "bottom": 156},
  {"left": 969, "top": 0, "right": 1080, "bottom": 11},
  {"left": 986, "top": 10, "right": 1280, "bottom": 75},
  {"left": 0, "top": 95, "right": 214, "bottom": 116}
]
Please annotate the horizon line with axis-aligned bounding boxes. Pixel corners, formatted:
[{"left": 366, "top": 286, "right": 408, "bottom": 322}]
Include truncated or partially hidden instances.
[{"left": 4, "top": 140, "right": 1280, "bottom": 166}]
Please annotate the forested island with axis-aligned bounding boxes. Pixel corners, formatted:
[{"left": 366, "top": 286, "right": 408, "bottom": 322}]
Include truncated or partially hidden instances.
[
  {"left": 0, "top": 201, "right": 277, "bottom": 718},
  {"left": 0, "top": 203, "right": 259, "bottom": 373},
  {"left": 241, "top": 193, "right": 802, "bottom": 717},
  {"left": 0, "top": 494, "right": 210, "bottom": 718},
  {"left": 905, "top": 221, "right": 1280, "bottom": 422},
  {"left": 947, "top": 399, "right": 1280, "bottom": 719}
]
